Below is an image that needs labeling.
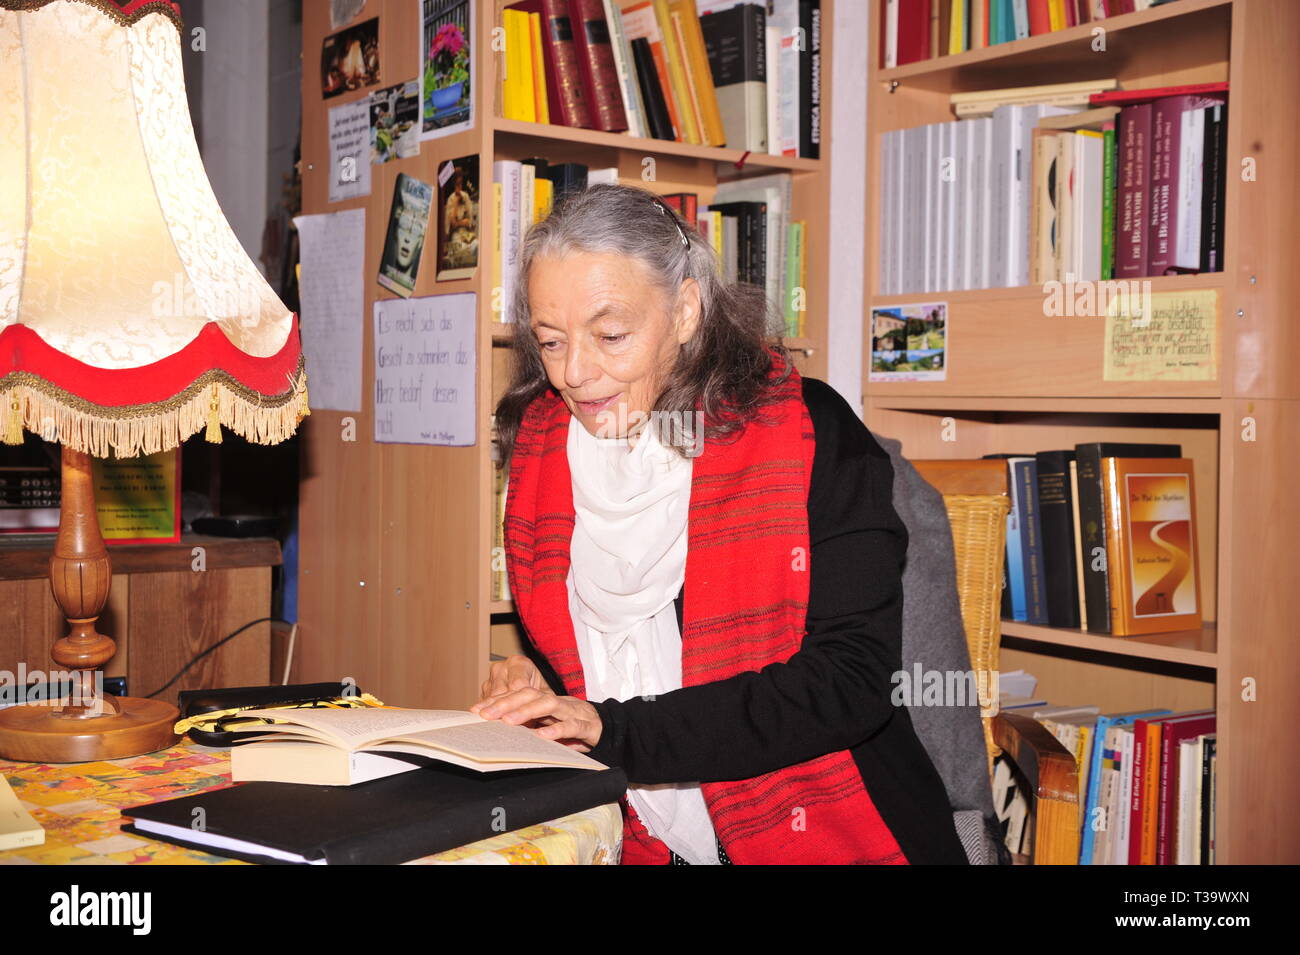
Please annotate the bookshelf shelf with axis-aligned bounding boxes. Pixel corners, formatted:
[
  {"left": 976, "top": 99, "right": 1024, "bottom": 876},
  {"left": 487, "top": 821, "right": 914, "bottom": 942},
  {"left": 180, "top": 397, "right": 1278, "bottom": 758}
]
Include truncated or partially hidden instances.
[
  {"left": 493, "top": 117, "right": 823, "bottom": 173},
  {"left": 1001, "top": 620, "right": 1218, "bottom": 669},
  {"left": 864, "top": 0, "right": 1300, "bottom": 862},
  {"left": 878, "top": 0, "right": 1233, "bottom": 90}
]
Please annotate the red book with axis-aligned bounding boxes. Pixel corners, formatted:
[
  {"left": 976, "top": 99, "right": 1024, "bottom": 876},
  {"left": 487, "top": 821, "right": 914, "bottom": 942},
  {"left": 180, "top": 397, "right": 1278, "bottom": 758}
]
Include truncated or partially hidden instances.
[
  {"left": 1128, "top": 710, "right": 1208, "bottom": 865},
  {"left": 509, "top": 0, "right": 593, "bottom": 128},
  {"left": 1090, "top": 82, "right": 1229, "bottom": 106},
  {"left": 1157, "top": 712, "right": 1216, "bottom": 865},
  {"left": 1147, "top": 93, "right": 1226, "bottom": 275},
  {"left": 1115, "top": 103, "right": 1152, "bottom": 278},
  {"left": 1028, "top": 0, "right": 1051, "bottom": 35},
  {"left": 897, "top": 0, "right": 931, "bottom": 66},
  {"left": 568, "top": 0, "right": 628, "bottom": 132},
  {"left": 659, "top": 191, "right": 697, "bottom": 228}
]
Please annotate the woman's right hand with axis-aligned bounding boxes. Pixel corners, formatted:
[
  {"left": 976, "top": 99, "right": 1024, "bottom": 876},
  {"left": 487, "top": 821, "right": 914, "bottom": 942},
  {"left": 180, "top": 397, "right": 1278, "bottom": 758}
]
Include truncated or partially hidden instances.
[{"left": 469, "top": 654, "right": 544, "bottom": 712}]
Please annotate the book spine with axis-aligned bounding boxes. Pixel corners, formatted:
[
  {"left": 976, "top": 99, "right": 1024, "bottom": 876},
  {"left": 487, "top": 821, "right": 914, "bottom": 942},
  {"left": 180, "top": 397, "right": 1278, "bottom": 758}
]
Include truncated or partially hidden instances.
[
  {"left": 1199, "top": 102, "right": 1226, "bottom": 273},
  {"left": 1101, "top": 457, "right": 1130, "bottom": 635},
  {"left": 1075, "top": 445, "right": 1112, "bottom": 632},
  {"left": 602, "top": 0, "right": 645, "bottom": 136},
  {"left": 1115, "top": 103, "right": 1151, "bottom": 278},
  {"left": 1156, "top": 727, "right": 1177, "bottom": 865},
  {"left": 571, "top": 0, "right": 629, "bottom": 131},
  {"left": 1147, "top": 96, "right": 1184, "bottom": 276},
  {"left": 674, "top": 0, "right": 727, "bottom": 147},
  {"left": 1128, "top": 720, "right": 1148, "bottom": 865},
  {"left": 1035, "top": 451, "right": 1081, "bottom": 629},
  {"left": 798, "top": 0, "right": 820, "bottom": 159},
  {"left": 654, "top": 0, "right": 700, "bottom": 143},
  {"left": 1100, "top": 119, "right": 1116, "bottom": 279},
  {"left": 542, "top": 0, "right": 594, "bottom": 127},
  {"left": 1015, "top": 459, "right": 1048, "bottom": 624},
  {"left": 630, "top": 36, "right": 673, "bottom": 139}
]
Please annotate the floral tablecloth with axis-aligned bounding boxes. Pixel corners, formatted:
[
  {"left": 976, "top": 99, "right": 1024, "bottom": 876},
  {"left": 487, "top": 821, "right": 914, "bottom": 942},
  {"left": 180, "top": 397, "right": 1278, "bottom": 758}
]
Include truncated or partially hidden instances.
[{"left": 0, "top": 740, "right": 622, "bottom": 865}]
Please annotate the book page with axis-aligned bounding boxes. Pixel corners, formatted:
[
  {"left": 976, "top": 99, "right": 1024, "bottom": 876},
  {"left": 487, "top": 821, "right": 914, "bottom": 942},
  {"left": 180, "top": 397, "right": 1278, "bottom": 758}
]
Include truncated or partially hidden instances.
[
  {"left": 237, "top": 707, "right": 480, "bottom": 748},
  {"left": 383, "top": 722, "right": 606, "bottom": 770}
]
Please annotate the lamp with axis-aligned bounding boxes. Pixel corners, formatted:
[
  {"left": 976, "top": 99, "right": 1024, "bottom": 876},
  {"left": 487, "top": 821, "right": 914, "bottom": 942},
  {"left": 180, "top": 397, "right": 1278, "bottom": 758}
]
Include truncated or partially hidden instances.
[{"left": 0, "top": 0, "right": 308, "bottom": 761}]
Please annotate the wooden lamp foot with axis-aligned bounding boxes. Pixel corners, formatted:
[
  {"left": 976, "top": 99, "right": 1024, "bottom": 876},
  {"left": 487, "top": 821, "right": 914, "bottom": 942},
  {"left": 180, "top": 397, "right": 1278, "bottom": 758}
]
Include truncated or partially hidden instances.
[{"left": 0, "top": 447, "right": 178, "bottom": 763}]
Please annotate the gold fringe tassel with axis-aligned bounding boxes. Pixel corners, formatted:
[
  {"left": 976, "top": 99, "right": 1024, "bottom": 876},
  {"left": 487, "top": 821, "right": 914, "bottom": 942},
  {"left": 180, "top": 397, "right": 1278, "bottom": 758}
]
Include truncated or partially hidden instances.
[
  {"left": 0, "top": 368, "right": 309, "bottom": 458},
  {"left": 3, "top": 392, "right": 23, "bottom": 445}
]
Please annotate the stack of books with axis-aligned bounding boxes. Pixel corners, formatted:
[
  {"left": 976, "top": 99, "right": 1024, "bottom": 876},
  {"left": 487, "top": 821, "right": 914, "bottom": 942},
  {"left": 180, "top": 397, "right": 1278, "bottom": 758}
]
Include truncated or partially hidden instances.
[
  {"left": 882, "top": 0, "right": 1187, "bottom": 67},
  {"left": 997, "top": 685, "right": 1218, "bottom": 865},
  {"left": 493, "top": 159, "right": 807, "bottom": 336},
  {"left": 500, "top": 0, "right": 822, "bottom": 158},
  {"left": 877, "top": 80, "right": 1228, "bottom": 293},
  {"left": 986, "top": 443, "right": 1201, "bottom": 636}
]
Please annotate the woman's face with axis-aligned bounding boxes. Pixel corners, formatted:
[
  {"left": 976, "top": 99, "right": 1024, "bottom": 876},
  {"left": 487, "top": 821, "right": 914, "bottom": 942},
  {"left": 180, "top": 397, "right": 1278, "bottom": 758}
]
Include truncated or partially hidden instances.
[{"left": 528, "top": 250, "right": 700, "bottom": 440}]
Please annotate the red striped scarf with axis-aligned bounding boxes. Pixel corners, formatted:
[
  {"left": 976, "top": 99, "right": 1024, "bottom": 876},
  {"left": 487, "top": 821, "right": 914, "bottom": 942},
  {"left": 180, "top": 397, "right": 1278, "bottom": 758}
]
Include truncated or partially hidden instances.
[{"left": 503, "top": 348, "right": 907, "bottom": 865}]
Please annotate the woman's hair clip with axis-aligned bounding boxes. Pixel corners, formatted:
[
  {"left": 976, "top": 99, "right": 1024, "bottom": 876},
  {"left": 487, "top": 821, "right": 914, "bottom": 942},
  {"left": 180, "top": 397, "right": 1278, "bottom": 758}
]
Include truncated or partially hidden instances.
[{"left": 653, "top": 197, "right": 692, "bottom": 250}]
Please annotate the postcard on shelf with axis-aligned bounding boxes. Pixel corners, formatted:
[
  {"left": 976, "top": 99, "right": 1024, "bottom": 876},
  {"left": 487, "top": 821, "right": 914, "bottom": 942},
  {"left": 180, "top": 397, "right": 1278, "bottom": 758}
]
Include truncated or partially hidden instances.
[
  {"left": 869, "top": 302, "right": 948, "bottom": 382},
  {"left": 420, "top": 0, "right": 474, "bottom": 140},
  {"left": 92, "top": 450, "right": 181, "bottom": 544},
  {"left": 321, "top": 16, "right": 380, "bottom": 99},
  {"left": 327, "top": 99, "right": 372, "bottom": 203},
  {"left": 378, "top": 172, "right": 433, "bottom": 297},
  {"left": 369, "top": 80, "right": 421, "bottom": 163},
  {"left": 436, "top": 155, "right": 480, "bottom": 281},
  {"left": 373, "top": 292, "right": 477, "bottom": 446},
  {"left": 1104, "top": 289, "right": 1218, "bottom": 382}
]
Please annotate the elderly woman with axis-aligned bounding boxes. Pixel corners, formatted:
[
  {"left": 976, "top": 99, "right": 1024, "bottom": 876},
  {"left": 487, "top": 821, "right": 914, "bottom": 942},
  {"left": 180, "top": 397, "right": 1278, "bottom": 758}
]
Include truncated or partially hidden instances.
[{"left": 471, "top": 183, "right": 966, "bottom": 865}]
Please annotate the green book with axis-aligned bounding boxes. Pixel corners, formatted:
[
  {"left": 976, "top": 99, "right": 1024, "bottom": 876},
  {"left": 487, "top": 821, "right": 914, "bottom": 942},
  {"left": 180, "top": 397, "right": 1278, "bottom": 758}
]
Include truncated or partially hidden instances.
[
  {"left": 1101, "top": 120, "right": 1116, "bottom": 280},
  {"left": 785, "top": 221, "right": 804, "bottom": 337}
]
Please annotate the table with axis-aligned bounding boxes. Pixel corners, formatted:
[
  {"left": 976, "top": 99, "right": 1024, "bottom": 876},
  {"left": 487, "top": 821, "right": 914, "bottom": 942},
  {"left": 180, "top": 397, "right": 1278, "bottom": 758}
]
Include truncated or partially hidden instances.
[{"left": 0, "top": 739, "right": 623, "bottom": 865}]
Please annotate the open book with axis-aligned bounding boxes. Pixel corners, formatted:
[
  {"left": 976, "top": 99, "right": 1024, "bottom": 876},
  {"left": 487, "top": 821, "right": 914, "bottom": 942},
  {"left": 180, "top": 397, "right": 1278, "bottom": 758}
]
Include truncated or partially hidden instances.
[{"left": 229, "top": 706, "right": 606, "bottom": 786}]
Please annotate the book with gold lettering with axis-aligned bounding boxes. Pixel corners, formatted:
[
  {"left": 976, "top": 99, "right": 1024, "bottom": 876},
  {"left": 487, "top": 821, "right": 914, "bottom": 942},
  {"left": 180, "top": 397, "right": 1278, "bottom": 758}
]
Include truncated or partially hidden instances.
[{"left": 1101, "top": 457, "right": 1202, "bottom": 636}]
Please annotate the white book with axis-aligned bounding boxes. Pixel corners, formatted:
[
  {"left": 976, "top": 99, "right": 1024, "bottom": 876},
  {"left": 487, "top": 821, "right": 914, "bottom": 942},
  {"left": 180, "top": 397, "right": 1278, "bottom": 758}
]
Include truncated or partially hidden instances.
[
  {"left": 1175, "top": 106, "right": 1206, "bottom": 270},
  {"left": 1178, "top": 736, "right": 1198, "bottom": 864},
  {"left": 969, "top": 117, "right": 992, "bottom": 290},
  {"left": 904, "top": 123, "right": 926, "bottom": 293},
  {"left": 492, "top": 160, "right": 523, "bottom": 322},
  {"left": 951, "top": 120, "right": 969, "bottom": 291},
  {"left": 879, "top": 130, "right": 895, "bottom": 295},
  {"left": 940, "top": 122, "right": 956, "bottom": 291},
  {"left": 885, "top": 0, "right": 899, "bottom": 70},
  {"left": 923, "top": 122, "right": 937, "bottom": 293},
  {"left": 519, "top": 162, "right": 535, "bottom": 253},
  {"left": 894, "top": 126, "right": 908, "bottom": 294},
  {"left": 769, "top": 0, "right": 800, "bottom": 156},
  {"left": 1075, "top": 131, "right": 1104, "bottom": 282},
  {"left": 989, "top": 105, "right": 1018, "bottom": 288},
  {"left": 587, "top": 167, "right": 620, "bottom": 185},
  {"left": 1113, "top": 725, "right": 1135, "bottom": 865},
  {"left": 602, "top": 0, "right": 646, "bottom": 138}
]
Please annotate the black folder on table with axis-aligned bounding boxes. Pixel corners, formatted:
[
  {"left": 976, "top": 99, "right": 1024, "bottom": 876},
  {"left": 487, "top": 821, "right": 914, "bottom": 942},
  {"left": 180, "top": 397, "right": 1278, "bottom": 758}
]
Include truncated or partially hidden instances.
[{"left": 121, "top": 761, "right": 628, "bottom": 865}]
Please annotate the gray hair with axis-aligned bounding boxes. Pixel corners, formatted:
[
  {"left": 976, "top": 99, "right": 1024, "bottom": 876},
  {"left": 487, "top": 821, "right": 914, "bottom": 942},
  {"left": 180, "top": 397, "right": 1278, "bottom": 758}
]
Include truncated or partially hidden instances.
[{"left": 494, "top": 182, "right": 791, "bottom": 465}]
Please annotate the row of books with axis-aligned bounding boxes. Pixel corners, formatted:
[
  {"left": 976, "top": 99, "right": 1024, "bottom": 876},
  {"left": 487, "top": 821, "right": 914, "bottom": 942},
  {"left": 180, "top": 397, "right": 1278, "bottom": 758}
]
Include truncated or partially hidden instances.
[
  {"left": 882, "top": 0, "right": 1182, "bottom": 67},
  {"left": 988, "top": 442, "right": 1201, "bottom": 636},
  {"left": 877, "top": 80, "right": 1228, "bottom": 294},
  {"left": 500, "top": 0, "right": 821, "bottom": 157},
  {"left": 490, "top": 417, "right": 511, "bottom": 602},
  {"left": 998, "top": 688, "right": 1216, "bottom": 864},
  {"left": 493, "top": 159, "right": 806, "bottom": 335}
]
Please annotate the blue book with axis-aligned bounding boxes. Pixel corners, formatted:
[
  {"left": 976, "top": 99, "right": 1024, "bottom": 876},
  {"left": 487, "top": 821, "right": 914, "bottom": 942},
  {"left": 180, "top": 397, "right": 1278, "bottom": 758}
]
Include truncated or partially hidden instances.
[
  {"left": 1012, "top": 457, "right": 1048, "bottom": 625},
  {"left": 1006, "top": 471, "right": 1028, "bottom": 621},
  {"left": 1078, "top": 709, "right": 1171, "bottom": 865}
]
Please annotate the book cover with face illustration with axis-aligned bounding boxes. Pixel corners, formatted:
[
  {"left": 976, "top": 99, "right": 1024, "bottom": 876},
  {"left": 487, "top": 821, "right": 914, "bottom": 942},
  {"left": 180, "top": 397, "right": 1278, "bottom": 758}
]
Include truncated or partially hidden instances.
[{"left": 378, "top": 173, "right": 433, "bottom": 297}]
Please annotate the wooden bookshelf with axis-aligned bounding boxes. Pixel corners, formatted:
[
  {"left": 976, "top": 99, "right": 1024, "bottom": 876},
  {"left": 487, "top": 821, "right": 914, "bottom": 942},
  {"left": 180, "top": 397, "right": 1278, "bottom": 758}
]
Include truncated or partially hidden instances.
[
  {"left": 296, "top": 2, "right": 835, "bottom": 712},
  {"left": 864, "top": 0, "right": 1300, "bottom": 863}
]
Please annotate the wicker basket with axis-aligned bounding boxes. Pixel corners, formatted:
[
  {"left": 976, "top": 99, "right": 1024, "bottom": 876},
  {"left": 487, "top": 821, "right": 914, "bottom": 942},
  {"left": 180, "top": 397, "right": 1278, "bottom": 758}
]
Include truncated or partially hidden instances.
[{"left": 938, "top": 492, "right": 1011, "bottom": 778}]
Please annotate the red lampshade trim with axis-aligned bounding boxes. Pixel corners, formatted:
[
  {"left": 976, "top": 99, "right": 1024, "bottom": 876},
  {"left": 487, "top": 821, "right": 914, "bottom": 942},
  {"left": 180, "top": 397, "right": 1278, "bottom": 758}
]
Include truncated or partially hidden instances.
[{"left": 0, "top": 315, "right": 303, "bottom": 408}]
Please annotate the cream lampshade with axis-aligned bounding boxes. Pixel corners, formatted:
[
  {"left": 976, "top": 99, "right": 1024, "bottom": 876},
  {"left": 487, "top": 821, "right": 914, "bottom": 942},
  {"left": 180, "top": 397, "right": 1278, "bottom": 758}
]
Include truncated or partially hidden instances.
[{"left": 0, "top": 0, "right": 309, "bottom": 761}]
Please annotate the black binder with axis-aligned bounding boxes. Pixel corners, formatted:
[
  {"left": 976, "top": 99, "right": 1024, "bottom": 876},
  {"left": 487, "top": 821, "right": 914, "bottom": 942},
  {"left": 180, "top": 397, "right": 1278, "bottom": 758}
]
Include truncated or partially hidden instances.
[{"left": 121, "top": 761, "right": 628, "bottom": 865}]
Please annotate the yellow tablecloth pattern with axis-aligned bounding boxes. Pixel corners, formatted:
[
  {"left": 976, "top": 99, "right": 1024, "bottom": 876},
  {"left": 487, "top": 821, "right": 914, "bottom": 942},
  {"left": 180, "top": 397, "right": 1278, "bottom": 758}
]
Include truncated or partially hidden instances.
[{"left": 0, "top": 739, "right": 623, "bottom": 865}]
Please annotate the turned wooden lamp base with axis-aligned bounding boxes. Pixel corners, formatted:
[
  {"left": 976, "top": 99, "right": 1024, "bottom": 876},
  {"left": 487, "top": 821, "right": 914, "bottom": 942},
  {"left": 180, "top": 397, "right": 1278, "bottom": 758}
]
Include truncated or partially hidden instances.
[{"left": 0, "top": 446, "right": 179, "bottom": 764}]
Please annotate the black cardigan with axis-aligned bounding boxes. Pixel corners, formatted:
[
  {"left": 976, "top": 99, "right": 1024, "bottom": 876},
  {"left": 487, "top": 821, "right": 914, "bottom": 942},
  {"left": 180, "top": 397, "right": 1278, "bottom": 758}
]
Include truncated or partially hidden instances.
[{"left": 531, "top": 376, "right": 968, "bottom": 865}]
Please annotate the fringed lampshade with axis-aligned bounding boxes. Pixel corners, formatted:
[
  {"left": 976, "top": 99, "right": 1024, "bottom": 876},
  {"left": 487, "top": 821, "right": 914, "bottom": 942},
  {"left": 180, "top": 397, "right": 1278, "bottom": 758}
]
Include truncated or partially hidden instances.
[{"left": 0, "top": 0, "right": 309, "bottom": 761}]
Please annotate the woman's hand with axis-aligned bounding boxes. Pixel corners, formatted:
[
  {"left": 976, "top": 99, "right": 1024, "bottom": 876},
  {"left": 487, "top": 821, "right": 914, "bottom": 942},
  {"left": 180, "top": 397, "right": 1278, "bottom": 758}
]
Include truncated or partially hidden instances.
[{"left": 470, "top": 666, "right": 603, "bottom": 752}]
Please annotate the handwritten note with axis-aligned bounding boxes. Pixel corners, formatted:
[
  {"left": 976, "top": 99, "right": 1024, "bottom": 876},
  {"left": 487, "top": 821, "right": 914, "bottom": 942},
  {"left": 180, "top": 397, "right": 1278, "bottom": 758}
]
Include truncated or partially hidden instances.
[
  {"left": 1104, "top": 289, "right": 1218, "bottom": 382},
  {"left": 373, "top": 293, "right": 476, "bottom": 446},
  {"left": 294, "top": 209, "right": 366, "bottom": 411},
  {"left": 327, "top": 99, "right": 372, "bottom": 203}
]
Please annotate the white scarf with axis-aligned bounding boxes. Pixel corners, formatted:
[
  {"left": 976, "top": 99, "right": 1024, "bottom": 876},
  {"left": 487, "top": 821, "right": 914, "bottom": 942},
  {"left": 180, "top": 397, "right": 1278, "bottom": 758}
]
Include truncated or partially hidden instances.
[{"left": 565, "top": 413, "right": 721, "bottom": 865}]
